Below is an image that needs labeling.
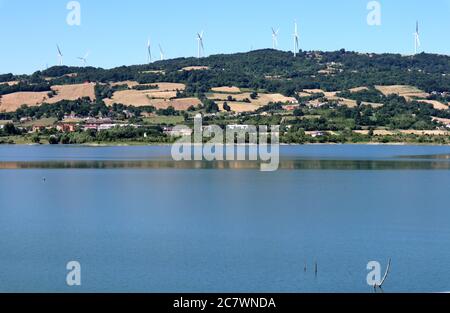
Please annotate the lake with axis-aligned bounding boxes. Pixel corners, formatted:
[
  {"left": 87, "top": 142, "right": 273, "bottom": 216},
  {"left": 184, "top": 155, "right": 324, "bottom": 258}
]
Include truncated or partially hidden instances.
[{"left": 0, "top": 144, "right": 450, "bottom": 293}]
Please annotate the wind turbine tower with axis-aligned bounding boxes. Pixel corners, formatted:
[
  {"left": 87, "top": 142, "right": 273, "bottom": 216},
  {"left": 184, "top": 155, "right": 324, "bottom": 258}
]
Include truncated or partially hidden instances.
[
  {"left": 414, "top": 21, "right": 421, "bottom": 55},
  {"left": 159, "top": 44, "right": 165, "bottom": 61},
  {"left": 197, "top": 31, "right": 205, "bottom": 58},
  {"left": 147, "top": 38, "right": 152, "bottom": 63},
  {"left": 293, "top": 21, "right": 300, "bottom": 57},
  {"left": 272, "top": 27, "right": 279, "bottom": 50},
  {"left": 57, "top": 45, "right": 63, "bottom": 66}
]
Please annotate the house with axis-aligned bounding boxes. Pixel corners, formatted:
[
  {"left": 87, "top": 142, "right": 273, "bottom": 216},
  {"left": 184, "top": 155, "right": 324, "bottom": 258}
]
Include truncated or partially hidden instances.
[
  {"left": 163, "top": 127, "right": 193, "bottom": 137},
  {"left": 83, "top": 125, "right": 97, "bottom": 131},
  {"left": 283, "top": 104, "right": 300, "bottom": 111},
  {"left": 56, "top": 123, "right": 76, "bottom": 133},
  {"left": 20, "top": 117, "right": 32, "bottom": 123},
  {"left": 83, "top": 118, "right": 114, "bottom": 131},
  {"left": 32, "top": 125, "right": 46, "bottom": 133},
  {"left": 98, "top": 124, "right": 117, "bottom": 131},
  {"left": 310, "top": 131, "right": 326, "bottom": 138},
  {"left": 123, "top": 110, "right": 135, "bottom": 119},
  {"left": 226, "top": 124, "right": 251, "bottom": 131}
]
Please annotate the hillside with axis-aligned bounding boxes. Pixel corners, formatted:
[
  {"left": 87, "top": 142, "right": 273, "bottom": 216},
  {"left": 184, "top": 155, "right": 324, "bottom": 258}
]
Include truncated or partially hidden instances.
[{"left": 1, "top": 49, "right": 450, "bottom": 145}]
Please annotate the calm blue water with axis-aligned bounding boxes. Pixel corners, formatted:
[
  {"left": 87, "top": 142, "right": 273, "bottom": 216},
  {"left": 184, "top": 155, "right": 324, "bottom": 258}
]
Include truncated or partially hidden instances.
[{"left": 0, "top": 144, "right": 450, "bottom": 293}]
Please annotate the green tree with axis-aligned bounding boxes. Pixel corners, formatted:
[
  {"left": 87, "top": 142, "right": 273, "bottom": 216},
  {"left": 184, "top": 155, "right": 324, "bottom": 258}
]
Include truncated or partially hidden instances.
[
  {"left": 223, "top": 102, "right": 231, "bottom": 112},
  {"left": 31, "top": 134, "right": 41, "bottom": 144},
  {"left": 48, "top": 135, "right": 59, "bottom": 145},
  {"left": 3, "top": 123, "right": 20, "bottom": 135}
]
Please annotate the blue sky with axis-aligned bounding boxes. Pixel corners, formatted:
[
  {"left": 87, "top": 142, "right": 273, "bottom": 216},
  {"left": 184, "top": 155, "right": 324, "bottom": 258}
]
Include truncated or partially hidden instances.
[{"left": 1, "top": 0, "right": 450, "bottom": 74}]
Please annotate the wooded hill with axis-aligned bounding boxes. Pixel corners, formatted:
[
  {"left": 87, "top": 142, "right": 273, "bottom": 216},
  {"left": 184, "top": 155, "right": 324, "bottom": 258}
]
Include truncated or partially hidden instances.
[{"left": 2, "top": 49, "right": 450, "bottom": 97}]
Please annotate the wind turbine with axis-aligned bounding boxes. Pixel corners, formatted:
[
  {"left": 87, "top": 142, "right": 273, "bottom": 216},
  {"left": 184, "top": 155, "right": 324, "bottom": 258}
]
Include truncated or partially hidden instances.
[
  {"left": 197, "top": 31, "right": 205, "bottom": 58},
  {"left": 77, "top": 51, "right": 90, "bottom": 67},
  {"left": 413, "top": 21, "right": 421, "bottom": 55},
  {"left": 272, "top": 27, "right": 279, "bottom": 50},
  {"left": 57, "top": 45, "right": 63, "bottom": 66},
  {"left": 293, "top": 21, "right": 300, "bottom": 57},
  {"left": 159, "top": 44, "right": 165, "bottom": 61},
  {"left": 147, "top": 38, "right": 152, "bottom": 63}
]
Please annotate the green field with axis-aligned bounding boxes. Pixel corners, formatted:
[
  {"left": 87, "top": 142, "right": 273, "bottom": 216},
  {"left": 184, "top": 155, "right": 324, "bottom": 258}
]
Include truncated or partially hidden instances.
[
  {"left": 20, "top": 118, "right": 57, "bottom": 127},
  {"left": 143, "top": 116, "right": 185, "bottom": 125},
  {"left": 0, "top": 120, "right": 13, "bottom": 126},
  {"left": 0, "top": 135, "right": 47, "bottom": 145}
]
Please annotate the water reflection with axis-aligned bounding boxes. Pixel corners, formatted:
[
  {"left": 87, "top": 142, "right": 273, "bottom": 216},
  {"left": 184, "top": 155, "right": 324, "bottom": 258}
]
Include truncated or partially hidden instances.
[
  {"left": 1, "top": 159, "right": 450, "bottom": 170},
  {"left": 399, "top": 154, "right": 450, "bottom": 160}
]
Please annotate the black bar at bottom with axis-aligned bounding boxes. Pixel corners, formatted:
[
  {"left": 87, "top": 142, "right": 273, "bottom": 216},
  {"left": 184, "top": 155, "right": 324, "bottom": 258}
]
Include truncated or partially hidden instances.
[{"left": 0, "top": 293, "right": 449, "bottom": 312}]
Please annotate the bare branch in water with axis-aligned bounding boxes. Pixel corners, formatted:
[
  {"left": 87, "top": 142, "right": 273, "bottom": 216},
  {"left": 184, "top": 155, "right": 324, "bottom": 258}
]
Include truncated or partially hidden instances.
[
  {"left": 373, "top": 258, "right": 392, "bottom": 293},
  {"left": 379, "top": 258, "right": 392, "bottom": 288}
]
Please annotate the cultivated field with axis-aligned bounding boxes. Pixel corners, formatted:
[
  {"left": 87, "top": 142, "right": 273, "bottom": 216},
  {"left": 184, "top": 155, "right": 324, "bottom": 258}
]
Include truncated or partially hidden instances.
[
  {"left": 140, "top": 70, "right": 166, "bottom": 75},
  {"left": 48, "top": 83, "right": 96, "bottom": 103},
  {"left": 151, "top": 82, "right": 186, "bottom": 92},
  {"left": 207, "top": 92, "right": 297, "bottom": 111},
  {"left": 0, "top": 81, "right": 19, "bottom": 86},
  {"left": 375, "top": 85, "right": 429, "bottom": 100},
  {"left": 104, "top": 82, "right": 187, "bottom": 108},
  {"left": 104, "top": 90, "right": 150, "bottom": 107},
  {"left": 111, "top": 81, "right": 140, "bottom": 88},
  {"left": 104, "top": 88, "right": 200, "bottom": 110},
  {"left": 211, "top": 86, "right": 241, "bottom": 93},
  {"left": 217, "top": 101, "right": 261, "bottom": 113},
  {"left": 0, "top": 83, "right": 96, "bottom": 113},
  {"left": 207, "top": 92, "right": 252, "bottom": 102},
  {"left": 181, "top": 66, "right": 209, "bottom": 71},
  {"left": 158, "top": 98, "right": 201, "bottom": 110},
  {"left": 145, "top": 91, "right": 178, "bottom": 99},
  {"left": 0, "top": 92, "right": 48, "bottom": 112},
  {"left": 109, "top": 82, "right": 185, "bottom": 92},
  {"left": 418, "top": 100, "right": 449, "bottom": 110},
  {"left": 355, "top": 129, "right": 450, "bottom": 136},
  {"left": 302, "top": 89, "right": 326, "bottom": 94},
  {"left": 349, "top": 86, "right": 369, "bottom": 92},
  {"left": 258, "top": 93, "right": 297, "bottom": 104},
  {"left": 300, "top": 88, "right": 383, "bottom": 108},
  {"left": 432, "top": 117, "right": 450, "bottom": 125},
  {"left": 297, "top": 91, "right": 312, "bottom": 97}
]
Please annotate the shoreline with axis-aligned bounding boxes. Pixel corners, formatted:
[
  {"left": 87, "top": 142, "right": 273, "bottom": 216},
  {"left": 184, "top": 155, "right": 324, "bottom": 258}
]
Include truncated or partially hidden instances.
[{"left": 1, "top": 142, "right": 450, "bottom": 148}]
